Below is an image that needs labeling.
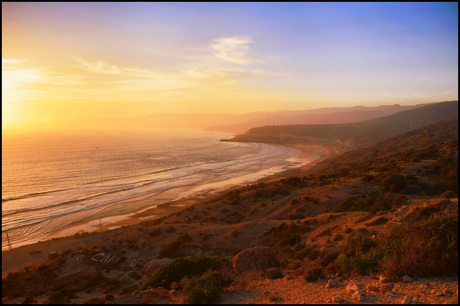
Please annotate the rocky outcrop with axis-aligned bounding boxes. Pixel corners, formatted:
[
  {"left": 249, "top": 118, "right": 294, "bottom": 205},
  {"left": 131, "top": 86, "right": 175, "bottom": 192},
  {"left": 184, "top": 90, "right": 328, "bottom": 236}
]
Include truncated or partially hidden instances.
[{"left": 232, "top": 246, "right": 281, "bottom": 275}]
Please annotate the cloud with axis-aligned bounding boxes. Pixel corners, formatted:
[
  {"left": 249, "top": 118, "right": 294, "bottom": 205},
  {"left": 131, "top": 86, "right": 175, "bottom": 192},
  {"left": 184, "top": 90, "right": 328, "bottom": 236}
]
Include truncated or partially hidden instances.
[
  {"left": 76, "top": 59, "right": 122, "bottom": 74},
  {"left": 2, "top": 59, "right": 27, "bottom": 65},
  {"left": 210, "top": 35, "right": 254, "bottom": 64}
]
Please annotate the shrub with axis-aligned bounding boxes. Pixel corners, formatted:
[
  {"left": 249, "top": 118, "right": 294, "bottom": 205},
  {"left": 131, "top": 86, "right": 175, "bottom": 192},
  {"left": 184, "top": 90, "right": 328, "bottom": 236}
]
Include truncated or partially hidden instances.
[
  {"left": 441, "top": 190, "right": 455, "bottom": 198},
  {"left": 341, "top": 231, "right": 376, "bottom": 258},
  {"left": 333, "top": 196, "right": 366, "bottom": 212},
  {"left": 403, "top": 206, "right": 441, "bottom": 222},
  {"left": 140, "top": 255, "right": 231, "bottom": 290},
  {"left": 165, "top": 226, "right": 175, "bottom": 233},
  {"left": 302, "top": 262, "right": 322, "bottom": 282},
  {"left": 380, "top": 174, "right": 407, "bottom": 193},
  {"left": 376, "top": 215, "right": 458, "bottom": 277},
  {"left": 184, "top": 270, "right": 233, "bottom": 304},
  {"left": 158, "top": 233, "right": 193, "bottom": 258}
]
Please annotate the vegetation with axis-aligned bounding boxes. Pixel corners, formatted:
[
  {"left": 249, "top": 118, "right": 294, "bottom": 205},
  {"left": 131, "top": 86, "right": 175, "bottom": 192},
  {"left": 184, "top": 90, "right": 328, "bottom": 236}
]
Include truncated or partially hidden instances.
[
  {"left": 184, "top": 270, "right": 233, "bottom": 304},
  {"left": 140, "top": 255, "right": 232, "bottom": 291},
  {"left": 331, "top": 215, "right": 458, "bottom": 278}
]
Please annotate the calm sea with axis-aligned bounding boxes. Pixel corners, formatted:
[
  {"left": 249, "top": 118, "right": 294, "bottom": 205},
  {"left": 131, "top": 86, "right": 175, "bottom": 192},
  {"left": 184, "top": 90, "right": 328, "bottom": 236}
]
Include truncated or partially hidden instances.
[{"left": 2, "top": 128, "right": 311, "bottom": 250}]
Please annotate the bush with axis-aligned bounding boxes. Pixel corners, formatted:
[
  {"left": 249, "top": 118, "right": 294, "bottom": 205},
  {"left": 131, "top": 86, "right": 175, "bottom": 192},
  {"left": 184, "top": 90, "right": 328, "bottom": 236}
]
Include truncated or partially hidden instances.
[
  {"left": 333, "top": 196, "right": 366, "bottom": 212},
  {"left": 302, "top": 262, "right": 322, "bottom": 282},
  {"left": 376, "top": 215, "right": 458, "bottom": 277},
  {"left": 380, "top": 174, "right": 407, "bottom": 193},
  {"left": 184, "top": 271, "right": 233, "bottom": 304},
  {"left": 341, "top": 231, "right": 376, "bottom": 258},
  {"left": 158, "top": 233, "right": 193, "bottom": 258},
  {"left": 140, "top": 255, "right": 231, "bottom": 290}
]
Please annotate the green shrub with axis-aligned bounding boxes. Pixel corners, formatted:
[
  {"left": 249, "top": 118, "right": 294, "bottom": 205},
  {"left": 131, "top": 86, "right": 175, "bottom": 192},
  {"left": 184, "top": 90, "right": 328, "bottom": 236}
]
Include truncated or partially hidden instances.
[
  {"left": 341, "top": 231, "right": 376, "bottom": 258},
  {"left": 376, "top": 215, "right": 458, "bottom": 277},
  {"left": 351, "top": 251, "right": 383, "bottom": 275},
  {"left": 140, "top": 255, "right": 231, "bottom": 290},
  {"left": 184, "top": 271, "right": 233, "bottom": 304}
]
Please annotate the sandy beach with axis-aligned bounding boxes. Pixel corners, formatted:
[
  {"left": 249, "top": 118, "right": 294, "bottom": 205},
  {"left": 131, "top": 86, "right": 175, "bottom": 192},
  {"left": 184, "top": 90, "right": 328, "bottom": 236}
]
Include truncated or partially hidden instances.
[{"left": 1, "top": 144, "right": 336, "bottom": 279}]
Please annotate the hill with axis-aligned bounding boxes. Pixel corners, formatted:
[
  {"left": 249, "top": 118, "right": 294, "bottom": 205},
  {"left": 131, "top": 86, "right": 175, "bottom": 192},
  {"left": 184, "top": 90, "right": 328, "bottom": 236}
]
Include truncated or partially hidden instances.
[
  {"left": 206, "top": 103, "right": 429, "bottom": 134},
  {"left": 2, "top": 117, "right": 457, "bottom": 303},
  {"left": 226, "top": 101, "right": 458, "bottom": 148}
]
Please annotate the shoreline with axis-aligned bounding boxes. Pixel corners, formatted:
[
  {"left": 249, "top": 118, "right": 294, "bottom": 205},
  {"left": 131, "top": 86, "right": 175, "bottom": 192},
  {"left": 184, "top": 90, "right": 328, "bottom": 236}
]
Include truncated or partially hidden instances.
[{"left": 1, "top": 143, "right": 336, "bottom": 278}]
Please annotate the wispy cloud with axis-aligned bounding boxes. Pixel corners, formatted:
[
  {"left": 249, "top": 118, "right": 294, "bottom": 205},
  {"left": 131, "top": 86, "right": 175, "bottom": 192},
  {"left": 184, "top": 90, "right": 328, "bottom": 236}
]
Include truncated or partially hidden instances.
[
  {"left": 210, "top": 35, "right": 254, "bottom": 64},
  {"left": 2, "top": 59, "right": 27, "bottom": 65}
]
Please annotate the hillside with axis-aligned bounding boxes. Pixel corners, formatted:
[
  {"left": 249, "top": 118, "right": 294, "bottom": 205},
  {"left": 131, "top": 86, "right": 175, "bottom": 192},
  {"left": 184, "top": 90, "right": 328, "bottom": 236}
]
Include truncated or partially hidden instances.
[
  {"left": 2, "top": 119, "right": 458, "bottom": 304},
  {"left": 206, "top": 103, "right": 428, "bottom": 134},
  {"left": 227, "top": 101, "right": 458, "bottom": 147}
]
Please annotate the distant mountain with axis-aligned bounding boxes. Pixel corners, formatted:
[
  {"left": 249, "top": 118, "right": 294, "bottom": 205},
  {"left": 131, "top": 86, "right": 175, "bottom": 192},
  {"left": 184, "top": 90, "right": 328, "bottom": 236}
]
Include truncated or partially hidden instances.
[
  {"left": 226, "top": 101, "right": 458, "bottom": 148},
  {"left": 64, "top": 103, "right": 429, "bottom": 133},
  {"left": 205, "top": 103, "right": 429, "bottom": 134}
]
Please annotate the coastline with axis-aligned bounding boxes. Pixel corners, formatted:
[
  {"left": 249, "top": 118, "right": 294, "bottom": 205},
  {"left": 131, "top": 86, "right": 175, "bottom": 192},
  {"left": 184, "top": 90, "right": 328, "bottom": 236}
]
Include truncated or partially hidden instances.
[{"left": 1, "top": 143, "right": 335, "bottom": 278}]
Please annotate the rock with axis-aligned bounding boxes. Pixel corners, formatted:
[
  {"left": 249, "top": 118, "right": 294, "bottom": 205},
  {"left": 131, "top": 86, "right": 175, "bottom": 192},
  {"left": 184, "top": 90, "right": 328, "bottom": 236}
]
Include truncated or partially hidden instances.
[
  {"left": 401, "top": 294, "right": 413, "bottom": 304},
  {"left": 169, "top": 289, "right": 178, "bottom": 298},
  {"left": 170, "top": 282, "right": 180, "bottom": 290},
  {"left": 352, "top": 291, "right": 365, "bottom": 302},
  {"left": 379, "top": 275, "right": 389, "bottom": 283},
  {"left": 179, "top": 276, "right": 190, "bottom": 289},
  {"left": 284, "top": 274, "right": 294, "bottom": 282},
  {"left": 380, "top": 283, "right": 394, "bottom": 293},
  {"left": 143, "top": 260, "right": 155, "bottom": 275},
  {"left": 48, "top": 251, "right": 58, "bottom": 260},
  {"left": 367, "top": 285, "right": 379, "bottom": 292},
  {"left": 265, "top": 267, "right": 283, "bottom": 279},
  {"left": 402, "top": 275, "right": 413, "bottom": 283},
  {"left": 326, "top": 278, "right": 339, "bottom": 288},
  {"left": 346, "top": 282, "right": 364, "bottom": 292},
  {"left": 232, "top": 246, "right": 281, "bottom": 275},
  {"left": 333, "top": 296, "right": 343, "bottom": 303}
]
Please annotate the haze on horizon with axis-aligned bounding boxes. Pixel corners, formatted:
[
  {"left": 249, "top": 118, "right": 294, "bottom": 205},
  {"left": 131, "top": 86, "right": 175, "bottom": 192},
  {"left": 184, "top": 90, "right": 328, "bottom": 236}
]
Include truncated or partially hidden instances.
[{"left": 2, "top": 2, "right": 458, "bottom": 133}]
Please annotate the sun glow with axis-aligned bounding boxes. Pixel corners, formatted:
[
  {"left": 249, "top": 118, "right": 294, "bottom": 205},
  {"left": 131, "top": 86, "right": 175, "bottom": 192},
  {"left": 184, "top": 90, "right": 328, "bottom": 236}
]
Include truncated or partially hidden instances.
[{"left": 2, "top": 61, "right": 41, "bottom": 130}]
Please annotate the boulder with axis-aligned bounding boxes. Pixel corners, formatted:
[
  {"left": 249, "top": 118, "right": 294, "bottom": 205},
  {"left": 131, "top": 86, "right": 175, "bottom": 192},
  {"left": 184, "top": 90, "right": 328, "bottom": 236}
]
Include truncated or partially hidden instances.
[
  {"left": 48, "top": 251, "right": 58, "bottom": 261},
  {"left": 367, "top": 285, "right": 379, "bottom": 292},
  {"left": 380, "top": 283, "right": 394, "bottom": 293},
  {"left": 346, "top": 282, "right": 364, "bottom": 292},
  {"left": 326, "top": 278, "right": 339, "bottom": 288},
  {"left": 352, "top": 291, "right": 365, "bottom": 302},
  {"left": 379, "top": 275, "right": 389, "bottom": 283},
  {"left": 402, "top": 275, "right": 413, "bottom": 283},
  {"left": 170, "top": 282, "right": 180, "bottom": 290},
  {"left": 232, "top": 246, "right": 281, "bottom": 275},
  {"left": 179, "top": 276, "right": 190, "bottom": 289}
]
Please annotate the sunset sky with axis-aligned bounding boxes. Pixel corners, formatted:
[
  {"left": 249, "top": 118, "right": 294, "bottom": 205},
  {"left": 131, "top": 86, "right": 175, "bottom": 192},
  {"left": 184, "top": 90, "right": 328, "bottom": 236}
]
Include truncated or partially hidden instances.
[{"left": 2, "top": 2, "right": 458, "bottom": 131}]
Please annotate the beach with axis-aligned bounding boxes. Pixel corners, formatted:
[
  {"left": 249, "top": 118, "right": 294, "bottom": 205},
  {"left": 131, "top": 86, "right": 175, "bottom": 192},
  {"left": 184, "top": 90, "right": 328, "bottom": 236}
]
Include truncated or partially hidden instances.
[{"left": 1, "top": 143, "right": 335, "bottom": 279}]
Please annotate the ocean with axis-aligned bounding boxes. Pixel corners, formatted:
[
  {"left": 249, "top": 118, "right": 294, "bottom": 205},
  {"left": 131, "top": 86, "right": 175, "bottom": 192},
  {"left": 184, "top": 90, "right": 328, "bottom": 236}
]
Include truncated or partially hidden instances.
[{"left": 2, "top": 128, "right": 317, "bottom": 250}]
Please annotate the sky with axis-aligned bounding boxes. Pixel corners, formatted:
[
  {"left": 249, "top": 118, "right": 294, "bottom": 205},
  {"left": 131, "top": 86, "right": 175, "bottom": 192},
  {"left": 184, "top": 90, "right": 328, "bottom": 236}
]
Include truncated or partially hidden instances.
[{"left": 2, "top": 2, "right": 458, "bottom": 131}]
